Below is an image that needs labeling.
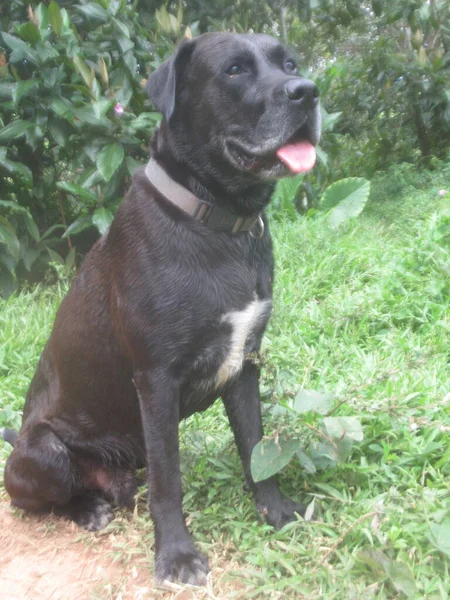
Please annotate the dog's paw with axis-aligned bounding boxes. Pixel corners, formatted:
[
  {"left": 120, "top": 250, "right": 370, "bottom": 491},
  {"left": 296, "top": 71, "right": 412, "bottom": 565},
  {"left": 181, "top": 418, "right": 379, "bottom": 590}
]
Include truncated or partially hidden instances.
[
  {"left": 156, "top": 542, "right": 210, "bottom": 586},
  {"left": 71, "top": 496, "right": 114, "bottom": 531},
  {"left": 258, "top": 496, "right": 307, "bottom": 530}
]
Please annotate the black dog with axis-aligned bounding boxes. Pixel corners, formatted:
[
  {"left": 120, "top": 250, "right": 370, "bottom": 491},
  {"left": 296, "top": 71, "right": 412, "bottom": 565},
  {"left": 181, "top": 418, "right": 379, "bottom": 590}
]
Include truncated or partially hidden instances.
[{"left": 3, "top": 33, "right": 320, "bottom": 585}]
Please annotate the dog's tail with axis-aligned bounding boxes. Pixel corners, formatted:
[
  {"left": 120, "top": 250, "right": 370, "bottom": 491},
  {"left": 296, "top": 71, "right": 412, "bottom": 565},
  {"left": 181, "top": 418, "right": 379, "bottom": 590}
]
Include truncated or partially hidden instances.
[{"left": 0, "top": 428, "right": 19, "bottom": 447}]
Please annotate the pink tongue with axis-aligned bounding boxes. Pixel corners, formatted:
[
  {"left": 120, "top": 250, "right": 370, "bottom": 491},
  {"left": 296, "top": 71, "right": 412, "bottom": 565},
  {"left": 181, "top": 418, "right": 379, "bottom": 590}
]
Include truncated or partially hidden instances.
[{"left": 276, "top": 141, "right": 316, "bottom": 173}]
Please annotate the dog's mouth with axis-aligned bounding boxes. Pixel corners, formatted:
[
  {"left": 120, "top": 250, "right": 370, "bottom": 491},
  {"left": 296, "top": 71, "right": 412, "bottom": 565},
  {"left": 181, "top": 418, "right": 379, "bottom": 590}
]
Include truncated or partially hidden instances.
[{"left": 226, "top": 125, "right": 317, "bottom": 176}]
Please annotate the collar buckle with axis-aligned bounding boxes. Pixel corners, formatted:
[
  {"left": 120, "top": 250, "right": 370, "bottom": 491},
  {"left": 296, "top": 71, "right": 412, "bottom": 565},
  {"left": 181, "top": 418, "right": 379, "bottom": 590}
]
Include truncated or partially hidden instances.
[{"left": 249, "top": 215, "right": 265, "bottom": 238}]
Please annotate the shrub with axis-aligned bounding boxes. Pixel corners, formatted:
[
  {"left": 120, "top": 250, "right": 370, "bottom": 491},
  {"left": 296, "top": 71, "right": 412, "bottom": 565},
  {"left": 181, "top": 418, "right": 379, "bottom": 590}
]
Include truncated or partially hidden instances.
[{"left": 0, "top": 0, "right": 187, "bottom": 295}]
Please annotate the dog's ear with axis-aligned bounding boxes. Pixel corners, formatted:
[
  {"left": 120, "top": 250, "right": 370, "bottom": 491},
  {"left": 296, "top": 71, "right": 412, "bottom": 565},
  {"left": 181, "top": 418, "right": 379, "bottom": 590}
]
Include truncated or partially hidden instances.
[{"left": 146, "top": 39, "right": 196, "bottom": 122}]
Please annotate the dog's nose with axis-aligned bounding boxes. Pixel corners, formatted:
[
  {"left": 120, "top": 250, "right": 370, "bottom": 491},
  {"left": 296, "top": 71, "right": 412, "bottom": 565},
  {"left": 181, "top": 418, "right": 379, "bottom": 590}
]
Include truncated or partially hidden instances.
[{"left": 284, "top": 79, "right": 319, "bottom": 105}]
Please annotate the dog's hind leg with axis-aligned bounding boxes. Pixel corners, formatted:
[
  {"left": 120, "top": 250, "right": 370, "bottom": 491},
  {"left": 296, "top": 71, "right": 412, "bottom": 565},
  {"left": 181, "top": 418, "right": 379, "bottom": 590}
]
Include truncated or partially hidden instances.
[
  {"left": 4, "top": 422, "right": 116, "bottom": 530},
  {"left": 54, "top": 493, "right": 114, "bottom": 532},
  {"left": 4, "top": 422, "right": 77, "bottom": 513},
  {"left": 54, "top": 466, "right": 141, "bottom": 531}
]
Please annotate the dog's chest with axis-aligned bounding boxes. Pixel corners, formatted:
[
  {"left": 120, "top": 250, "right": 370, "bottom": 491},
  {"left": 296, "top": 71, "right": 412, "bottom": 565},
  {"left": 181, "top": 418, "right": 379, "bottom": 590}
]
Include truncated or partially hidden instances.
[
  {"left": 215, "top": 296, "right": 271, "bottom": 387},
  {"left": 184, "top": 295, "right": 272, "bottom": 409}
]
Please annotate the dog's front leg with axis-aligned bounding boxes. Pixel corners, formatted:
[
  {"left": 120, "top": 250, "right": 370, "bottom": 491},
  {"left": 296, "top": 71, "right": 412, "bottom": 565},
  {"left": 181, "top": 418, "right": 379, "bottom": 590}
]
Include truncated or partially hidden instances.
[
  {"left": 133, "top": 369, "right": 209, "bottom": 585},
  {"left": 222, "top": 361, "right": 306, "bottom": 529}
]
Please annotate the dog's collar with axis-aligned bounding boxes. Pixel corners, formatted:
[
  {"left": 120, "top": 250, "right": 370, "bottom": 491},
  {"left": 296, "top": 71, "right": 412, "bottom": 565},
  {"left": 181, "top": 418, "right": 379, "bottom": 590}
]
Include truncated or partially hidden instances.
[{"left": 145, "top": 159, "right": 264, "bottom": 237}]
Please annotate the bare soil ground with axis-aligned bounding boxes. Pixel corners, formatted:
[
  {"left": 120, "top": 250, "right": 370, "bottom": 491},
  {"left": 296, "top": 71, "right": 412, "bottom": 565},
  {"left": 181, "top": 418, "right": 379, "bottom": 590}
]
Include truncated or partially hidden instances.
[
  {"left": 0, "top": 500, "right": 153, "bottom": 600},
  {"left": 0, "top": 501, "right": 237, "bottom": 600}
]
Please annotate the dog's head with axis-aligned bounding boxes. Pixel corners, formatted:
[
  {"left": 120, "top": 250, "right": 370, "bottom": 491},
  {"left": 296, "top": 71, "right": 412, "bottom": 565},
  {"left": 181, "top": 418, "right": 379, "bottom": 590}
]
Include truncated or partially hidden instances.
[{"left": 147, "top": 33, "right": 321, "bottom": 184}]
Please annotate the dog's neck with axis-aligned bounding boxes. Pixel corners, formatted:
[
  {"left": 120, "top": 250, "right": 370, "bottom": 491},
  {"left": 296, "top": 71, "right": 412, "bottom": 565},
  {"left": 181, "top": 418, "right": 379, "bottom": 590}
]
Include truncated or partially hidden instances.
[{"left": 150, "top": 127, "right": 275, "bottom": 218}]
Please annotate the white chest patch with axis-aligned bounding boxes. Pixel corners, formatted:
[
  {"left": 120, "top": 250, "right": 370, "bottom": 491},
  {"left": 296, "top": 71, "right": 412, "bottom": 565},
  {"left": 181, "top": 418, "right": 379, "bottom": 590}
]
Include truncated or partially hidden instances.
[{"left": 215, "top": 296, "right": 272, "bottom": 388}]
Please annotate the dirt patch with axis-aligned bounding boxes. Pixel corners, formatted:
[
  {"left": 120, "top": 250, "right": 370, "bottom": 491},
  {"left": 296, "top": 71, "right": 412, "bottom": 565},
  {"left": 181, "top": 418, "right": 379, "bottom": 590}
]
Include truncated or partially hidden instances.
[
  {"left": 0, "top": 501, "right": 153, "bottom": 600},
  {"left": 0, "top": 501, "right": 245, "bottom": 600}
]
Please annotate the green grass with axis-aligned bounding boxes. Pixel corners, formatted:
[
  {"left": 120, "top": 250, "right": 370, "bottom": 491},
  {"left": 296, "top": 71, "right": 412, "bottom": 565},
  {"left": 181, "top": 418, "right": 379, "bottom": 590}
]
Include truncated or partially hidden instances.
[{"left": 1, "top": 163, "right": 450, "bottom": 599}]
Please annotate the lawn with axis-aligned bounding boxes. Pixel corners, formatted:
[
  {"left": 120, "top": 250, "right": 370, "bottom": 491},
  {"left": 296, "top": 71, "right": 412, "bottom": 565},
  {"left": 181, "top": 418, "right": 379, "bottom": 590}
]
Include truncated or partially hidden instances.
[{"left": 1, "top": 163, "right": 449, "bottom": 599}]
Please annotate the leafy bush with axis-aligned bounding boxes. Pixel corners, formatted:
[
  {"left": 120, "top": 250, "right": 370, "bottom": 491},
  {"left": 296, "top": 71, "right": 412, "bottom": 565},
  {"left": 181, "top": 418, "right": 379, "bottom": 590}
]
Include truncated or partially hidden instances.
[{"left": 0, "top": 0, "right": 185, "bottom": 295}]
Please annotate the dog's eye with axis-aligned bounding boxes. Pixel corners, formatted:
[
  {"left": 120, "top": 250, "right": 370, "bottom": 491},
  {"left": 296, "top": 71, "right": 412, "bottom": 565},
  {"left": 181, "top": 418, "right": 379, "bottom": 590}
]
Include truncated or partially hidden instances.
[
  {"left": 227, "top": 65, "right": 243, "bottom": 76},
  {"left": 285, "top": 59, "right": 297, "bottom": 72}
]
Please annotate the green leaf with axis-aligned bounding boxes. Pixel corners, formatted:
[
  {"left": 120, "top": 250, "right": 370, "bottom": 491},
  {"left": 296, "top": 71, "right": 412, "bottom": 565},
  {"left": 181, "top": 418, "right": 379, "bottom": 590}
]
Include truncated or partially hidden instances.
[
  {"left": 63, "top": 215, "right": 93, "bottom": 238},
  {"left": 0, "top": 83, "right": 14, "bottom": 101},
  {"left": 112, "top": 17, "right": 130, "bottom": 38},
  {"left": 314, "top": 482, "right": 346, "bottom": 499},
  {"left": 12, "top": 80, "right": 39, "bottom": 104},
  {"left": 46, "top": 246, "right": 64, "bottom": 265},
  {"left": 90, "top": 74, "right": 101, "bottom": 101},
  {"left": 127, "top": 112, "right": 162, "bottom": 132},
  {"left": 315, "top": 145, "right": 328, "bottom": 168},
  {"left": 41, "top": 224, "right": 65, "bottom": 241},
  {"left": 75, "top": 3, "right": 109, "bottom": 23},
  {"left": 35, "top": 4, "right": 50, "bottom": 36},
  {"left": 0, "top": 217, "right": 20, "bottom": 260},
  {"left": 122, "top": 50, "right": 137, "bottom": 77},
  {"left": 296, "top": 449, "right": 317, "bottom": 474},
  {"left": 126, "top": 156, "right": 144, "bottom": 176},
  {"left": 383, "top": 560, "right": 416, "bottom": 598},
  {"left": 251, "top": 437, "right": 300, "bottom": 482},
  {"left": 0, "top": 120, "right": 35, "bottom": 143},
  {"left": 0, "top": 270, "right": 16, "bottom": 299},
  {"left": 78, "top": 167, "right": 103, "bottom": 188},
  {"left": 56, "top": 182, "right": 97, "bottom": 202},
  {"left": 116, "top": 36, "right": 134, "bottom": 54},
  {"left": 65, "top": 246, "right": 76, "bottom": 270},
  {"left": 25, "top": 124, "right": 45, "bottom": 151},
  {"left": 60, "top": 7, "right": 71, "bottom": 31},
  {"left": 323, "top": 417, "right": 364, "bottom": 442},
  {"left": 310, "top": 441, "right": 338, "bottom": 470},
  {"left": 1, "top": 251, "right": 17, "bottom": 273},
  {"left": 321, "top": 110, "right": 342, "bottom": 132},
  {"left": 34, "top": 40, "right": 59, "bottom": 63},
  {"left": 304, "top": 498, "right": 315, "bottom": 522},
  {"left": 24, "top": 213, "right": 40, "bottom": 242},
  {"left": 50, "top": 97, "right": 75, "bottom": 120},
  {"left": 93, "top": 99, "right": 114, "bottom": 118},
  {"left": 272, "top": 174, "right": 303, "bottom": 219},
  {"left": 293, "top": 389, "right": 334, "bottom": 415},
  {"left": 74, "top": 106, "right": 110, "bottom": 128},
  {"left": 96, "top": 143, "right": 124, "bottom": 182},
  {"left": 48, "top": 0, "right": 63, "bottom": 35},
  {"left": 357, "top": 549, "right": 416, "bottom": 598},
  {"left": 0, "top": 33, "right": 39, "bottom": 64},
  {"left": 108, "top": 0, "right": 122, "bottom": 16},
  {"left": 48, "top": 118, "right": 73, "bottom": 146},
  {"left": 0, "top": 199, "right": 29, "bottom": 215},
  {"left": 319, "top": 178, "right": 371, "bottom": 229},
  {"left": 372, "top": 0, "right": 383, "bottom": 17},
  {"left": 16, "top": 22, "right": 41, "bottom": 44},
  {"left": 73, "top": 55, "right": 92, "bottom": 88},
  {"left": 156, "top": 6, "right": 172, "bottom": 34},
  {"left": 427, "top": 520, "right": 450, "bottom": 558},
  {"left": 23, "top": 248, "right": 39, "bottom": 271},
  {"left": 92, "top": 207, "right": 113, "bottom": 235},
  {"left": 334, "top": 435, "right": 354, "bottom": 461},
  {"left": 0, "top": 155, "right": 33, "bottom": 184}
]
